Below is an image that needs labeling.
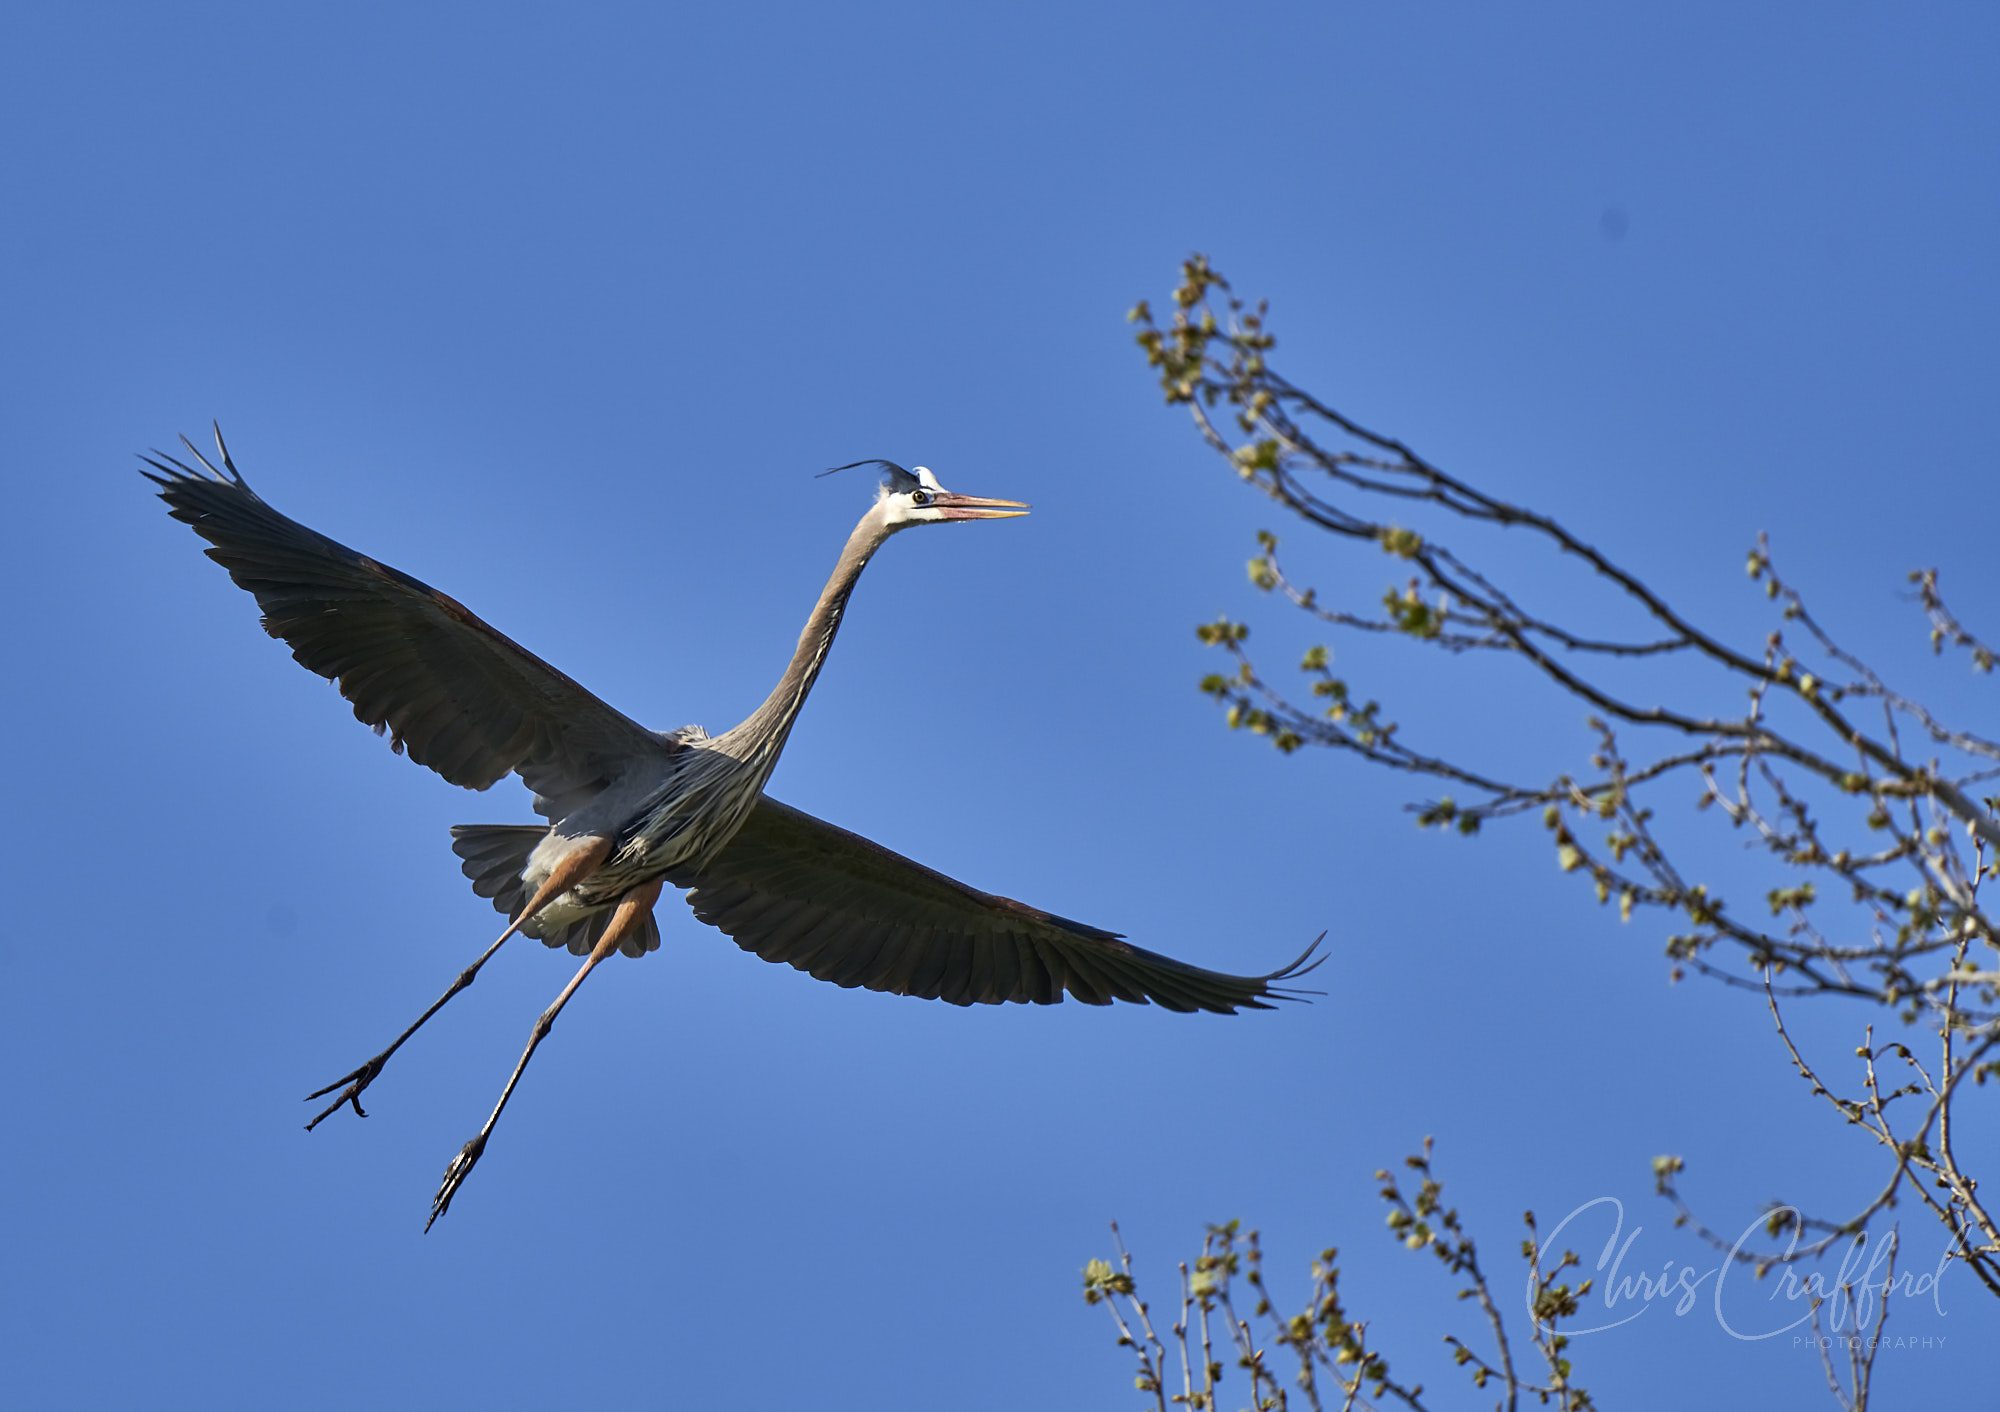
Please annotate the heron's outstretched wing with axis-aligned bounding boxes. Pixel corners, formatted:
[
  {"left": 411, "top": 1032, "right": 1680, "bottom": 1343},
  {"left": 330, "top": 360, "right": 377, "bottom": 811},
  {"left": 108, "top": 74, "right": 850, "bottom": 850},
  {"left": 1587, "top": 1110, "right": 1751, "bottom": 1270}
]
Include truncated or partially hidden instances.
[
  {"left": 146, "top": 428, "right": 674, "bottom": 811},
  {"left": 682, "top": 798, "right": 1323, "bottom": 1013}
]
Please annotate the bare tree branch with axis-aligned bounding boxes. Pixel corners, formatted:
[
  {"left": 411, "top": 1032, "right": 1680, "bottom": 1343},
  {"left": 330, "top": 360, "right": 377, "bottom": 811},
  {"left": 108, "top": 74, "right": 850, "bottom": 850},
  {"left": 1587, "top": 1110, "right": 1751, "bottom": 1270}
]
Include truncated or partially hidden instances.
[{"left": 1114, "top": 259, "right": 2000, "bottom": 1409}]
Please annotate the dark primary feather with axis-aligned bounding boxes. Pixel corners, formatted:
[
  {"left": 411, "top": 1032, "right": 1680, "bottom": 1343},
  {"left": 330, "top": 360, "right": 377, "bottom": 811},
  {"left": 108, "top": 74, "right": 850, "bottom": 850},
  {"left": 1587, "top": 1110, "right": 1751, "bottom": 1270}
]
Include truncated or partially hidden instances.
[
  {"left": 682, "top": 798, "right": 1324, "bottom": 1012},
  {"left": 145, "top": 428, "right": 674, "bottom": 814}
]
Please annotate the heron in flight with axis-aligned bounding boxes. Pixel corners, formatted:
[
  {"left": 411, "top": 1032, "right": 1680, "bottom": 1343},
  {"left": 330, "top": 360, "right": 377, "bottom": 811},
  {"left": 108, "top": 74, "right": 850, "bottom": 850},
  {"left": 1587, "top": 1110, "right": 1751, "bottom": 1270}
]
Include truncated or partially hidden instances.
[{"left": 146, "top": 427, "right": 1321, "bottom": 1227}]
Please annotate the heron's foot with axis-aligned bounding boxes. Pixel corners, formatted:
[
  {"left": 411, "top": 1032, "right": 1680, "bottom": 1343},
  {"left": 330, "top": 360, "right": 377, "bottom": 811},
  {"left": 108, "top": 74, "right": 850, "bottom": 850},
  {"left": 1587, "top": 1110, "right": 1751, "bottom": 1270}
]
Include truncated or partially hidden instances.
[
  {"left": 302, "top": 1055, "right": 388, "bottom": 1131},
  {"left": 427, "top": 1133, "right": 487, "bottom": 1231}
]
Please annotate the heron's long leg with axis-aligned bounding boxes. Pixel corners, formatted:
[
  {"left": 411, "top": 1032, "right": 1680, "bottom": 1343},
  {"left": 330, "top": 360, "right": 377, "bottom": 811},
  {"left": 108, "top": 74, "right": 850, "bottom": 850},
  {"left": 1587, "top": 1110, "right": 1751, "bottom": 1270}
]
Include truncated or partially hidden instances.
[
  {"left": 427, "top": 879, "right": 662, "bottom": 1230},
  {"left": 304, "top": 837, "right": 614, "bottom": 1130}
]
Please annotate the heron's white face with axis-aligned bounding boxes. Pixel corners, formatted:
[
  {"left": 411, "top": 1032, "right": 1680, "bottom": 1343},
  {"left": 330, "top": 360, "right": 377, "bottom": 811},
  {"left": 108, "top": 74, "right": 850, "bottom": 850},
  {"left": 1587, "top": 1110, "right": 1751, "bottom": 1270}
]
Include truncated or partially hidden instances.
[{"left": 877, "top": 465, "right": 1029, "bottom": 530}]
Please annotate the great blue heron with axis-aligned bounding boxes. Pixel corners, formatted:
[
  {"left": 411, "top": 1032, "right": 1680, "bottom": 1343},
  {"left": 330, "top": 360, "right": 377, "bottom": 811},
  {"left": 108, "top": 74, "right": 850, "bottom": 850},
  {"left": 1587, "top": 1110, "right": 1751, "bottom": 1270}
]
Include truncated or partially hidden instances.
[{"left": 146, "top": 427, "right": 1322, "bottom": 1227}]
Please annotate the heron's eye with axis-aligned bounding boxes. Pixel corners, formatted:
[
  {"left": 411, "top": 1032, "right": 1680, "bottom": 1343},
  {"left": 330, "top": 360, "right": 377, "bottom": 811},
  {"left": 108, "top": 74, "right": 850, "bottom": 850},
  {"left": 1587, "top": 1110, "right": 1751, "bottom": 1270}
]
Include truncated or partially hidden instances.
[{"left": 910, "top": 489, "right": 933, "bottom": 507}]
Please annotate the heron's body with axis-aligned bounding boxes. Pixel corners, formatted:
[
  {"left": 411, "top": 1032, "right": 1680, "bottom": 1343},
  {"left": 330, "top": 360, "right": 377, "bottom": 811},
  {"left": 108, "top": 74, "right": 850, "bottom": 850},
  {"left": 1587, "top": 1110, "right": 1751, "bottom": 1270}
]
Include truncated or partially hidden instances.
[
  {"left": 146, "top": 430, "right": 1320, "bottom": 1226},
  {"left": 517, "top": 723, "right": 779, "bottom": 943}
]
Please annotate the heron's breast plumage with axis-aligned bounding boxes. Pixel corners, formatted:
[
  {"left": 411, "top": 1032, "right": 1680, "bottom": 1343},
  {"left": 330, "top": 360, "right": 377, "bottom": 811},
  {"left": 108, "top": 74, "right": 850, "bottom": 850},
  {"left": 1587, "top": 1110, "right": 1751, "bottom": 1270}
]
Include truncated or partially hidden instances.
[{"left": 570, "top": 742, "right": 770, "bottom": 905}]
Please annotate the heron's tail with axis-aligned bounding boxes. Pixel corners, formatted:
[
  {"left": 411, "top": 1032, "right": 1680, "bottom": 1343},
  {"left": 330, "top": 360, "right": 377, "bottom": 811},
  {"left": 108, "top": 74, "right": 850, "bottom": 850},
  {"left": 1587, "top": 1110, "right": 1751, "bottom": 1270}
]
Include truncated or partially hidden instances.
[
  {"left": 450, "top": 824, "right": 542, "bottom": 919},
  {"left": 449, "top": 824, "right": 661, "bottom": 959}
]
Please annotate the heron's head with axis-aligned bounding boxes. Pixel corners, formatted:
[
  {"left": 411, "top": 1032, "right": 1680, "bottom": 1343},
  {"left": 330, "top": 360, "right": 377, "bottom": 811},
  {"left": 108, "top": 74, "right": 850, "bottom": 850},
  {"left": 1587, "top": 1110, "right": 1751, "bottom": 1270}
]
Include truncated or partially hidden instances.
[{"left": 823, "top": 460, "right": 1029, "bottom": 532}]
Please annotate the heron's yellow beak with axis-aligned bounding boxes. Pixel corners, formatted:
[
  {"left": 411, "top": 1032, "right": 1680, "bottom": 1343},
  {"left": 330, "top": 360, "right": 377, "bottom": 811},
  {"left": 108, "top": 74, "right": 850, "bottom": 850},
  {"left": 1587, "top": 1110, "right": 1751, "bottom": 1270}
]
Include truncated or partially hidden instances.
[{"left": 937, "top": 494, "right": 1030, "bottom": 521}]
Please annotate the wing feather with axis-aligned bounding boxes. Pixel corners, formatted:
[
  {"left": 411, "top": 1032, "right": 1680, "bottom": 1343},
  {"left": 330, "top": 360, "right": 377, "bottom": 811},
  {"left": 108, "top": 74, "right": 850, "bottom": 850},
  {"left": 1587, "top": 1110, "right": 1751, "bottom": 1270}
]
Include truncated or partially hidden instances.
[
  {"left": 682, "top": 798, "right": 1323, "bottom": 1014},
  {"left": 872, "top": 923, "right": 926, "bottom": 997},
  {"left": 146, "top": 428, "right": 674, "bottom": 812},
  {"left": 818, "top": 919, "right": 894, "bottom": 990}
]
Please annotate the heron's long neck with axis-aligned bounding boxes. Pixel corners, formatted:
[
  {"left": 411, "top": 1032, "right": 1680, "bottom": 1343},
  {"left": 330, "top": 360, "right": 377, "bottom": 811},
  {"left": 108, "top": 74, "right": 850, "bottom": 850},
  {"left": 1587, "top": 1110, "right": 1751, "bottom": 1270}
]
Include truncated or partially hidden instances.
[{"left": 714, "top": 512, "right": 886, "bottom": 770}]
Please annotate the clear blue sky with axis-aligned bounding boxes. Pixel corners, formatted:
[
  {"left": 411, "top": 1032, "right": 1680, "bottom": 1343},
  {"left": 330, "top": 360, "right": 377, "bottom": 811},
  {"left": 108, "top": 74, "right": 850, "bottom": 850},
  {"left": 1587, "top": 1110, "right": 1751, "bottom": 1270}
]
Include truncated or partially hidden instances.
[{"left": 4, "top": 4, "right": 1995, "bottom": 1407}]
